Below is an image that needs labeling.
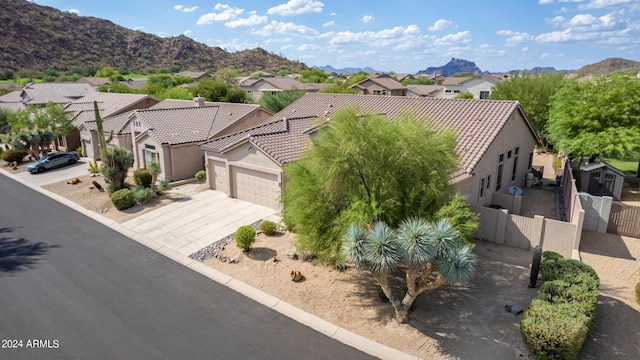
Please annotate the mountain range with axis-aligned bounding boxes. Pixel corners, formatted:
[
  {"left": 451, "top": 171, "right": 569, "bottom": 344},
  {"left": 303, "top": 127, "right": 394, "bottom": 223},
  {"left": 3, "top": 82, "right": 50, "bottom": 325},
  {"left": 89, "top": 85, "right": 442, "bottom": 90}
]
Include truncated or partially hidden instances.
[
  {"left": 0, "top": 0, "right": 308, "bottom": 74},
  {"left": 1, "top": 0, "right": 638, "bottom": 77}
]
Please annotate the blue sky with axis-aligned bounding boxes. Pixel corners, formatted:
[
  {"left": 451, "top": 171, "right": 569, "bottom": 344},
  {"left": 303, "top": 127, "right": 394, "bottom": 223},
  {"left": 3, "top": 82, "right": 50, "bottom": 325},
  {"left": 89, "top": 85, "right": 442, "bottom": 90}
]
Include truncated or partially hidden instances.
[{"left": 31, "top": 0, "right": 640, "bottom": 73}]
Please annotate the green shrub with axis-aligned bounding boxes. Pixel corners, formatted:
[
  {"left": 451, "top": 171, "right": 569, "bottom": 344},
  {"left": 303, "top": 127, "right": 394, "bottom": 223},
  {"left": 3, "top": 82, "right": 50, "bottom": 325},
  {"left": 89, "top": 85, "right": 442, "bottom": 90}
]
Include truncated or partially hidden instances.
[
  {"left": 87, "top": 160, "right": 100, "bottom": 174},
  {"left": 133, "top": 168, "right": 153, "bottom": 187},
  {"left": 636, "top": 282, "right": 640, "bottom": 305},
  {"left": 235, "top": 225, "right": 256, "bottom": 251},
  {"left": 521, "top": 300, "right": 589, "bottom": 360},
  {"left": 131, "top": 186, "right": 155, "bottom": 204},
  {"left": 1, "top": 148, "right": 28, "bottom": 163},
  {"left": 260, "top": 220, "right": 277, "bottom": 236},
  {"left": 543, "top": 251, "right": 563, "bottom": 262},
  {"left": 521, "top": 257, "right": 600, "bottom": 359},
  {"left": 110, "top": 188, "right": 134, "bottom": 210},
  {"left": 195, "top": 169, "right": 206, "bottom": 183},
  {"left": 158, "top": 180, "right": 171, "bottom": 192}
]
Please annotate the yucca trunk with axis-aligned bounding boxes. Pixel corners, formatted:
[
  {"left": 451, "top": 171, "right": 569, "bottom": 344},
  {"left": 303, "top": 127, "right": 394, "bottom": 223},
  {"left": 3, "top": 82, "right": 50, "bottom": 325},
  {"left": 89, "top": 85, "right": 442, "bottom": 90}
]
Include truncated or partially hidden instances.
[{"left": 401, "top": 263, "right": 445, "bottom": 318}]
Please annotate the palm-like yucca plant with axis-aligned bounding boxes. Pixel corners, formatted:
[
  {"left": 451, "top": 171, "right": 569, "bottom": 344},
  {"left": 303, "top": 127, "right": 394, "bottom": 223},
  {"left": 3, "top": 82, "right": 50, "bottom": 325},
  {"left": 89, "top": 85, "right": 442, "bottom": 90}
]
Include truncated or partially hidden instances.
[{"left": 342, "top": 217, "right": 476, "bottom": 323}]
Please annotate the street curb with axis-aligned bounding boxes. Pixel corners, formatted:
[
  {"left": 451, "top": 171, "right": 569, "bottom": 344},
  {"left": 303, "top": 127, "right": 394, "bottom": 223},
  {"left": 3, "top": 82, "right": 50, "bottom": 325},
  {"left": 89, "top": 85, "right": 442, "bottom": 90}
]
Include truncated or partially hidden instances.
[{"left": 0, "top": 168, "right": 421, "bottom": 360}]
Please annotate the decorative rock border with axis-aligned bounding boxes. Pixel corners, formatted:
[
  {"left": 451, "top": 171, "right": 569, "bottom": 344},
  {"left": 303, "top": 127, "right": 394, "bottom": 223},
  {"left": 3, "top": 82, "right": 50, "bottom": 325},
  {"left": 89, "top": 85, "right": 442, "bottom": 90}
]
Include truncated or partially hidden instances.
[{"left": 188, "top": 219, "right": 263, "bottom": 262}]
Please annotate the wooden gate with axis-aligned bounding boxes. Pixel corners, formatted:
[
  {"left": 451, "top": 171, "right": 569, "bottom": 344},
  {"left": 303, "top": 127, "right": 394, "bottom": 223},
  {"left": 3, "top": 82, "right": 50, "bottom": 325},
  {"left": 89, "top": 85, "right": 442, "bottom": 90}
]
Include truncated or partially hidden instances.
[{"left": 608, "top": 202, "right": 640, "bottom": 238}]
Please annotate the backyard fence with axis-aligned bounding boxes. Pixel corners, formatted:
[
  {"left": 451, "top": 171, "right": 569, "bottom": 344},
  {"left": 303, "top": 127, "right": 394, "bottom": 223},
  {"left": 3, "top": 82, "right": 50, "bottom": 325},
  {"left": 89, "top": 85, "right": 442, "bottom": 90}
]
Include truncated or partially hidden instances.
[{"left": 607, "top": 202, "right": 640, "bottom": 238}]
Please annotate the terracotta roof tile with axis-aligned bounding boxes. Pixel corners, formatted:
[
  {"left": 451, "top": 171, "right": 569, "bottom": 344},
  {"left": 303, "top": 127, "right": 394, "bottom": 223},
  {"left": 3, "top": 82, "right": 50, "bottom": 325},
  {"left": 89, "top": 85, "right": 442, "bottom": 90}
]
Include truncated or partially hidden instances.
[{"left": 202, "top": 93, "right": 534, "bottom": 184}]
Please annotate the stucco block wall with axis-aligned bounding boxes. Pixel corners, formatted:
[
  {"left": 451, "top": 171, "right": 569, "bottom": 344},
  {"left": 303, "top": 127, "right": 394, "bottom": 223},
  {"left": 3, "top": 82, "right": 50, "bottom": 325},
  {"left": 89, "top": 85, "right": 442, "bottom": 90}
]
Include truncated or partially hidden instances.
[
  {"left": 578, "top": 193, "right": 612, "bottom": 233},
  {"left": 542, "top": 219, "right": 578, "bottom": 258}
]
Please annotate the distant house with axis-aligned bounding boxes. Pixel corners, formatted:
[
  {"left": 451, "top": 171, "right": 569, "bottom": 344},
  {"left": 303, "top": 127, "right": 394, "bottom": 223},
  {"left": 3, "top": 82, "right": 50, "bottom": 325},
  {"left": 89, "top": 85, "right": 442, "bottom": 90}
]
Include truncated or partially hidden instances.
[
  {"left": 200, "top": 93, "right": 537, "bottom": 209},
  {"left": 118, "top": 78, "right": 148, "bottom": 90},
  {"left": 75, "top": 77, "right": 111, "bottom": 88},
  {"left": 0, "top": 82, "right": 96, "bottom": 111},
  {"left": 348, "top": 74, "right": 407, "bottom": 96},
  {"left": 172, "top": 71, "right": 212, "bottom": 83},
  {"left": 393, "top": 73, "right": 415, "bottom": 82},
  {"left": 127, "top": 97, "right": 274, "bottom": 182},
  {"left": 239, "top": 77, "right": 329, "bottom": 102},
  {"left": 439, "top": 75, "right": 501, "bottom": 99},
  {"left": 406, "top": 85, "right": 444, "bottom": 98},
  {"left": 65, "top": 92, "right": 160, "bottom": 158}
]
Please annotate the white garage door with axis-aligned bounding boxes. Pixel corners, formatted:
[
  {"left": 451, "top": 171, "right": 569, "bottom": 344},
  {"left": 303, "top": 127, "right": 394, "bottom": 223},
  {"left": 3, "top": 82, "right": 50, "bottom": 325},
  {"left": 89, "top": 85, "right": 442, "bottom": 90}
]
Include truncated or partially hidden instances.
[
  {"left": 211, "top": 160, "right": 228, "bottom": 194},
  {"left": 231, "top": 166, "right": 281, "bottom": 209}
]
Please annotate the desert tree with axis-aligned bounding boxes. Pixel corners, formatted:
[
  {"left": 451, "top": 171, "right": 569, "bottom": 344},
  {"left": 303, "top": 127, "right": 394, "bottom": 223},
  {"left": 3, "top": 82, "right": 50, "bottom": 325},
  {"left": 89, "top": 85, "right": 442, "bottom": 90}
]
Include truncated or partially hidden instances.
[
  {"left": 282, "top": 107, "right": 478, "bottom": 265},
  {"left": 342, "top": 218, "right": 476, "bottom": 322},
  {"left": 259, "top": 88, "right": 306, "bottom": 112},
  {"left": 547, "top": 72, "right": 640, "bottom": 167},
  {"left": 490, "top": 72, "right": 565, "bottom": 149}
]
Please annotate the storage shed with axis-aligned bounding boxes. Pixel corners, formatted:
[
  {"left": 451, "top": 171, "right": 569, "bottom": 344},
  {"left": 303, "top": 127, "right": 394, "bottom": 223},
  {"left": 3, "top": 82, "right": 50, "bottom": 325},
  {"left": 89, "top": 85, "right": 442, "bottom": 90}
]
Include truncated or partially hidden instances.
[{"left": 579, "top": 161, "right": 625, "bottom": 200}]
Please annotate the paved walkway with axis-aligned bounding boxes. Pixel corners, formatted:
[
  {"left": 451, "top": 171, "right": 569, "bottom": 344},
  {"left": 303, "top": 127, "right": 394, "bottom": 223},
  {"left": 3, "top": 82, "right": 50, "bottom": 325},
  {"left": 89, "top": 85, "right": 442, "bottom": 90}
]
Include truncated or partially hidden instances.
[{"left": 122, "top": 189, "right": 280, "bottom": 256}]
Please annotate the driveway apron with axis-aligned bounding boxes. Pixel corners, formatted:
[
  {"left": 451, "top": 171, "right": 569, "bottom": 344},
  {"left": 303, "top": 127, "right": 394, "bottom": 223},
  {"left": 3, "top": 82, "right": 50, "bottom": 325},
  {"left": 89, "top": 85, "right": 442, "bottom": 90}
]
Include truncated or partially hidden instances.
[{"left": 121, "top": 189, "right": 280, "bottom": 256}]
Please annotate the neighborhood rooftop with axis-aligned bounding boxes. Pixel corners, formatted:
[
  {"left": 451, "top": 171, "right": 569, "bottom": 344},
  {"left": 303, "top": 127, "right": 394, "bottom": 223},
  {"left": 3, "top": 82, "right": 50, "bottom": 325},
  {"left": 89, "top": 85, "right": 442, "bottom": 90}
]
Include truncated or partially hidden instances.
[{"left": 201, "top": 93, "right": 533, "bottom": 183}]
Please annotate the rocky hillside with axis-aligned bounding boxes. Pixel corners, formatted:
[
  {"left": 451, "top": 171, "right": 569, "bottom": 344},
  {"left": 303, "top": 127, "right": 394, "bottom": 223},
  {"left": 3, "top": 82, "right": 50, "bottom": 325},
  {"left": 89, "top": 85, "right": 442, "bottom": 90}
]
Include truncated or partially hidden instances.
[
  {"left": 0, "top": 0, "right": 309, "bottom": 73},
  {"left": 572, "top": 57, "right": 640, "bottom": 75},
  {"left": 416, "top": 58, "right": 482, "bottom": 76}
]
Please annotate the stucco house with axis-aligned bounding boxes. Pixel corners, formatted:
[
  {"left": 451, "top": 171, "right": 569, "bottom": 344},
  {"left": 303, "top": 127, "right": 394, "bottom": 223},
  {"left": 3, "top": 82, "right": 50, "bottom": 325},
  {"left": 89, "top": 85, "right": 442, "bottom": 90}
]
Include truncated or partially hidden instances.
[
  {"left": 439, "top": 75, "right": 501, "bottom": 99},
  {"left": 239, "top": 77, "right": 329, "bottom": 102},
  {"left": 0, "top": 82, "right": 97, "bottom": 112},
  {"left": 406, "top": 85, "right": 444, "bottom": 98},
  {"left": 200, "top": 93, "right": 538, "bottom": 209},
  {"left": 348, "top": 74, "right": 407, "bottom": 96},
  {"left": 128, "top": 98, "right": 274, "bottom": 182},
  {"left": 64, "top": 93, "right": 160, "bottom": 157}
]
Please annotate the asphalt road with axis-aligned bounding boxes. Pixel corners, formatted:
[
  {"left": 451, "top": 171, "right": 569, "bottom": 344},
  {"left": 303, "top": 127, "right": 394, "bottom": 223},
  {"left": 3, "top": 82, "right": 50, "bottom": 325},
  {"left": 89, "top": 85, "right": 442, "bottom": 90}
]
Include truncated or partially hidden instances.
[{"left": 0, "top": 173, "right": 375, "bottom": 360}]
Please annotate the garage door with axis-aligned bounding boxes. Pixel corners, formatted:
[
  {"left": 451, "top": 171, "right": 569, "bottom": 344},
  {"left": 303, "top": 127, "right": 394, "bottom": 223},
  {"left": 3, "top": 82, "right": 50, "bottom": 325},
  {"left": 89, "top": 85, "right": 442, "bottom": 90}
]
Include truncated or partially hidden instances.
[
  {"left": 211, "top": 160, "right": 228, "bottom": 194},
  {"left": 231, "top": 166, "right": 281, "bottom": 209}
]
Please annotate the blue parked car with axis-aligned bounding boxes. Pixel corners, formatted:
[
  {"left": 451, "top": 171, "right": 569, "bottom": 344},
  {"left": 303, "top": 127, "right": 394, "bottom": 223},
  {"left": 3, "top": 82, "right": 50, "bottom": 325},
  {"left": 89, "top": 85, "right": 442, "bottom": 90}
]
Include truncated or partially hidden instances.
[{"left": 26, "top": 151, "right": 80, "bottom": 173}]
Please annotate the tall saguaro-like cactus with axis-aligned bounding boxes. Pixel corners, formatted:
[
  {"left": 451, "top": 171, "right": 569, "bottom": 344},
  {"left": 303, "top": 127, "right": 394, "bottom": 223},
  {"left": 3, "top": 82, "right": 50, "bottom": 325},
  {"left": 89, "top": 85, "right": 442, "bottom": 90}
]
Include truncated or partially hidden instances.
[{"left": 93, "top": 101, "right": 132, "bottom": 193}]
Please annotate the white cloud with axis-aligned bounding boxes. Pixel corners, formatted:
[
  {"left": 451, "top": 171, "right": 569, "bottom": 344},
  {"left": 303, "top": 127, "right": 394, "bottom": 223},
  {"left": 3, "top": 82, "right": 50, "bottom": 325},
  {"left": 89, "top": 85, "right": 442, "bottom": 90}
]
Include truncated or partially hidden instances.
[
  {"left": 569, "top": 13, "right": 598, "bottom": 25},
  {"left": 183, "top": 29, "right": 192, "bottom": 35},
  {"left": 133, "top": 26, "right": 145, "bottom": 31},
  {"left": 433, "top": 31, "right": 472, "bottom": 45},
  {"left": 539, "top": 0, "right": 554, "bottom": 3},
  {"left": 497, "top": 29, "right": 534, "bottom": 45},
  {"left": 68, "top": 8, "right": 79, "bottom": 14},
  {"left": 226, "top": 14, "right": 268, "bottom": 28},
  {"left": 253, "top": 21, "right": 319, "bottom": 36},
  {"left": 280, "top": 44, "right": 294, "bottom": 51},
  {"left": 299, "top": 43, "right": 322, "bottom": 51},
  {"left": 428, "top": 19, "right": 455, "bottom": 31},
  {"left": 197, "top": 4, "right": 243, "bottom": 25},
  {"left": 214, "top": 38, "right": 260, "bottom": 51},
  {"left": 174, "top": 5, "right": 198, "bottom": 12},
  {"left": 267, "top": 0, "right": 324, "bottom": 16},
  {"left": 362, "top": 15, "right": 375, "bottom": 23},
  {"left": 322, "top": 21, "right": 334, "bottom": 28},
  {"left": 540, "top": 53, "right": 551, "bottom": 59},
  {"left": 521, "top": 47, "right": 529, "bottom": 52},
  {"left": 579, "top": 0, "right": 634, "bottom": 9},
  {"left": 548, "top": 15, "right": 565, "bottom": 26}
]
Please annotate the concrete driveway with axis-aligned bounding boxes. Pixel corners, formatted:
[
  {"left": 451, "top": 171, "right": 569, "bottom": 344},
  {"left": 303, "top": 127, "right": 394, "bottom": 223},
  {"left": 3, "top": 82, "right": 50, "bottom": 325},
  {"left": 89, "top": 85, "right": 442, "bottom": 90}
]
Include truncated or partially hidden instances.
[
  {"left": 121, "top": 190, "right": 280, "bottom": 256},
  {"left": 14, "top": 158, "right": 91, "bottom": 187}
]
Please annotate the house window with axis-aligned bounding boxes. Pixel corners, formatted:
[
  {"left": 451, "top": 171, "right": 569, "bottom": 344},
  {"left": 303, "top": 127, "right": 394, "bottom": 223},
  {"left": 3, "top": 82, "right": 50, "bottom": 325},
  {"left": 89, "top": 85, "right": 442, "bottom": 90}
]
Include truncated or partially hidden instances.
[
  {"left": 479, "top": 176, "right": 486, "bottom": 201},
  {"left": 382, "top": 89, "right": 387, "bottom": 95},
  {"left": 445, "top": 89, "right": 452, "bottom": 93},
  {"left": 528, "top": 152, "right": 533, "bottom": 170},
  {"left": 453, "top": 90, "right": 460, "bottom": 94},
  {"left": 373, "top": 90, "right": 381, "bottom": 95},
  {"left": 512, "top": 147, "right": 519, "bottom": 181},
  {"left": 144, "top": 145, "right": 158, "bottom": 168},
  {"left": 507, "top": 150, "right": 512, "bottom": 159},
  {"left": 496, "top": 153, "right": 504, "bottom": 191},
  {"left": 487, "top": 174, "right": 491, "bottom": 189},
  {"left": 480, "top": 91, "right": 490, "bottom": 99}
]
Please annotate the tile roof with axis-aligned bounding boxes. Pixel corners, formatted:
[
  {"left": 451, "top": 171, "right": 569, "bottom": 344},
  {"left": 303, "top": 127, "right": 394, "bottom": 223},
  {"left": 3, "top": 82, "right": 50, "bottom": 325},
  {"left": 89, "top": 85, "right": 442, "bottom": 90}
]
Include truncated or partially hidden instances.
[
  {"left": 350, "top": 76, "right": 407, "bottom": 91},
  {"left": 102, "top": 110, "right": 136, "bottom": 135},
  {"left": 67, "top": 92, "right": 154, "bottom": 117},
  {"left": 75, "top": 77, "right": 111, "bottom": 87},
  {"left": 132, "top": 105, "right": 257, "bottom": 145},
  {"left": 20, "top": 82, "right": 96, "bottom": 104},
  {"left": 407, "top": 85, "right": 444, "bottom": 97},
  {"left": 201, "top": 93, "right": 534, "bottom": 184},
  {"left": 72, "top": 110, "right": 99, "bottom": 131}
]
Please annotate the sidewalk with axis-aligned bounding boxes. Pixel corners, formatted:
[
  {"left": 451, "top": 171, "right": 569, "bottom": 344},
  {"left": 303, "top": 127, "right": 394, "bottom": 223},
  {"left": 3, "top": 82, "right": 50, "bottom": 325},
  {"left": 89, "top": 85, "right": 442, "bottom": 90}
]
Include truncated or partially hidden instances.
[{"left": 0, "top": 167, "right": 419, "bottom": 360}]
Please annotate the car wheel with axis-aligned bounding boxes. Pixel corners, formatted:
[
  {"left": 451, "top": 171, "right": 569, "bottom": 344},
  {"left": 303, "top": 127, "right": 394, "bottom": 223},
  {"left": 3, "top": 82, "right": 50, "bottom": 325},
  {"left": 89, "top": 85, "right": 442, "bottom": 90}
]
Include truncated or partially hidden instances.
[
  {"left": 37, "top": 167, "right": 45, "bottom": 173},
  {"left": 68, "top": 159, "right": 76, "bottom": 165}
]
